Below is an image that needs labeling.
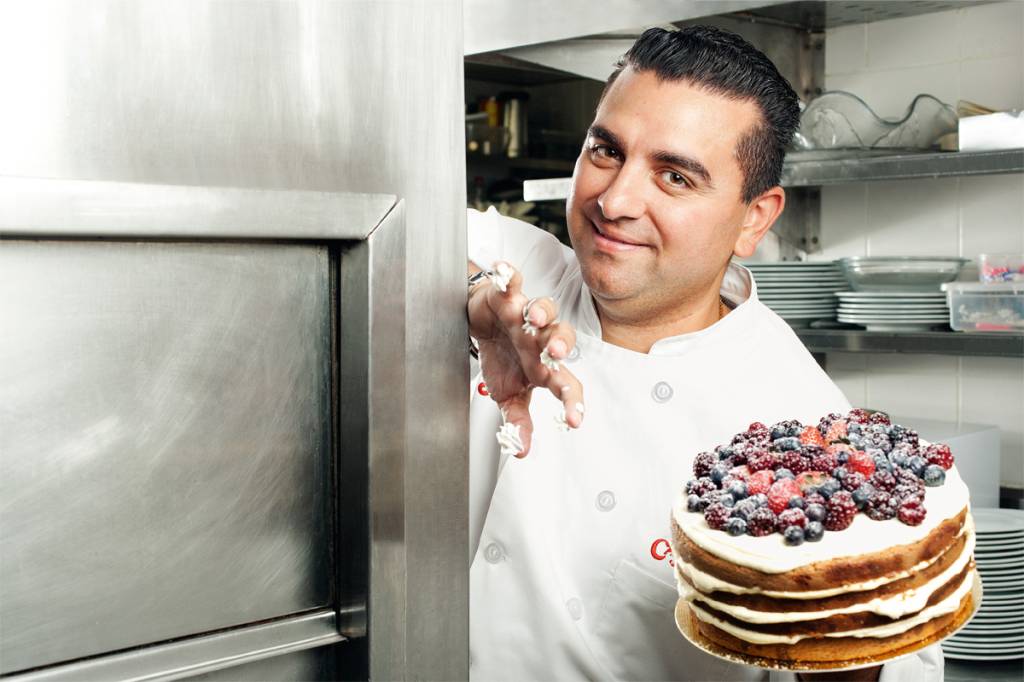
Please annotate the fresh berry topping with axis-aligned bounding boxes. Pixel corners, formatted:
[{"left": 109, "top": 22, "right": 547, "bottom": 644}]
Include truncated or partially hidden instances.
[
  {"left": 693, "top": 451, "right": 715, "bottom": 477},
  {"left": 729, "top": 445, "right": 749, "bottom": 465},
  {"left": 750, "top": 493, "right": 769, "bottom": 508},
  {"left": 746, "top": 422, "right": 768, "bottom": 436},
  {"left": 686, "top": 494, "right": 702, "bottom": 512},
  {"left": 777, "top": 507, "right": 808, "bottom": 531},
  {"left": 924, "top": 443, "right": 954, "bottom": 470},
  {"left": 710, "top": 464, "right": 729, "bottom": 484},
  {"left": 731, "top": 499, "right": 758, "bottom": 521},
  {"left": 704, "top": 502, "right": 732, "bottom": 530},
  {"left": 804, "top": 521, "right": 824, "bottom": 542},
  {"left": 923, "top": 464, "right": 946, "bottom": 487},
  {"left": 805, "top": 503, "right": 827, "bottom": 523},
  {"left": 863, "top": 430, "right": 893, "bottom": 453},
  {"left": 824, "top": 490, "right": 857, "bottom": 530},
  {"left": 788, "top": 496, "right": 806, "bottom": 509},
  {"left": 770, "top": 420, "right": 803, "bottom": 440},
  {"left": 865, "top": 490, "right": 898, "bottom": 521},
  {"left": 869, "top": 469, "right": 897, "bottom": 493},
  {"left": 818, "top": 412, "right": 843, "bottom": 435},
  {"left": 825, "top": 419, "right": 849, "bottom": 443},
  {"left": 846, "top": 450, "right": 876, "bottom": 478},
  {"left": 818, "top": 478, "right": 842, "bottom": 499},
  {"left": 810, "top": 448, "right": 838, "bottom": 474},
  {"left": 796, "top": 471, "right": 828, "bottom": 492},
  {"left": 781, "top": 450, "right": 809, "bottom": 475},
  {"left": 799, "top": 426, "right": 826, "bottom": 447},
  {"left": 869, "top": 411, "right": 892, "bottom": 426},
  {"left": 842, "top": 471, "right": 867, "bottom": 492},
  {"left": 699, "top": 491, "right": 720, "bottom": 510},
  {"left": 775, "top": 468, "right": 795, "bottom": 480},
  {"left": 716, "top": 492, "right": 737, "bottom": 508},
  {"left": 908, "top": 455, "right": 928, "bottom": 477},
  {"left": 687, "top": 477, "right": 717, "bottom": 498},
  {"left": 747, "top": 449, "right": 778, "bottom": 473},
  {"left": 726, "top": 517, "right": 747, "bottom": 536},
  {"left": 768, "top": 478, "right": 803, "bottom": 514},
  {"left": 774, "top": 436, "right": 802, "bottom": 452},
  {"left": 726, "top": 480, "right": 749, "bottom": 501},
  {"left": 728, "top": 465, "right": 752, "bottom": 482},
  {"left": 847, "top": 408, "right": 871, "bottom": 424},
  {"left": 715, "top": 444, "right": 735, "bottom": 461},
  {"left": 746, "top": 507, "right": 777, "bottom": 537},
  {"left": 783, "top": 525, "right": 805, "bottom": 546},
  {"left": 897, "top": 498, "right": 927, "bottom": 526},
  {"left": 747, "top": 470, "right": 775, "bottom": 496},
  {"left": 852, "top": 483, "right": 875, "bottom": 509},
  {"left": 804, "top": 492, "right": 827, "bottom": 507}
]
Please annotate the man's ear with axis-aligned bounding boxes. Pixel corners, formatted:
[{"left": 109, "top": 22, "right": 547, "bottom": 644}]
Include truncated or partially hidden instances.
[{"left": 733, "top": 186, "right": 786, "bottom": 258}]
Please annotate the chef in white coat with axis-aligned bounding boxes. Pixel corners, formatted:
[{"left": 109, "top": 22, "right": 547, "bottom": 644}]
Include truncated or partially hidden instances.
[{"left": 466, "top": 26, "right": 943, "bottom": 682}]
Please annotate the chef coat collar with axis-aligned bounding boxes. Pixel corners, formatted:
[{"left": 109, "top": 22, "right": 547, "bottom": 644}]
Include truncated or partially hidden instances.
[{"left": 576, "top": 261, "right": 758, "bottom": 356}]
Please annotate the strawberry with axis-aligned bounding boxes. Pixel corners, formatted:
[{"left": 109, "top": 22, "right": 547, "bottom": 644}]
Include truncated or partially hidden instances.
[
  {"left": 825, "top": 419, "right": 848, "bottom": 443},
  {"left": 799, "top": 426, "right": 826, "bottom": 447},
  {"left": 747, "top": 469, "right": 775, "bottom": 496},
  {"left": 768, "top": 478, "right": 802, "bottom": 515},
  {"left": 846, "top": 450, "right": 876, "bottom": 478},
  {"left": 796, "top": 471, "right": 828, "bottom": 493}
]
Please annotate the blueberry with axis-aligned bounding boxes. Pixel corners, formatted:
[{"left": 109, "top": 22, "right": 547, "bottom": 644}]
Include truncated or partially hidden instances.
[
  {"left": 853, "top": 483, "right": 875, "bottom": 509},
  {"left": 837, "top": 451, "right": 849, "bottom": 464},
  {"left": 848, "top": 433, "right": 865, "bottom": 448},
  {"left": 770, "top": 426, "right": 788, "bottom": 441},
  {"left": 783, "top": 525, "right": 805, "bottom": 546},
  {"left": 710, "top": 464, "right": 729, "bottom": 484},
  {"left": 818, "top": 479, "right": 841, "bottom": 499},
  {"left": 805, "top": 503, "right": 827, "bottom": 523},
  {"left": 873, "top": 455, "right": 892, "bottom": 472},
  {"left": 774, "top": 437, "right": 801, "bottom": 451},
  {"left": 833, "top": 467, "right": 848, "bottom": 480},
  {"left": 687, "top": 494, "right": 702, "bottom": 512},
  {"left": 805, "top": 521, "right": 824, "bottom": 542},
  {"left": 923, "top": 465, "right": 946, "bottom": 487},
  {"left": 909, "top": 456, "right": 928, "bottom": 477},
  {"left": 732, "top": 500, "right": 757, "bottom": 521},
  {"left": 775, "top": 468, "right": 795, "bottom": 480},
  {"left": 727, "top": 480, "right": 748, "bottom": 501},
  {"left": 891, "top": 453, "right": 910, "bottom": 468},
  {"left": 751, "top": 493, "right": 768, "bottom": 507},
  {"left": 848, "top": 422, "right": 863, "bottom": 435},
  {"left": 788, "top": 496, "right": 806, "bottom": 509},
  {"left": 726, "top": 517, "right": 747, "bottom": 536},
  {"left": 718, "top": 492, "right": 736, "bottom": 508},
  {"left": 717, "top": 445, "right": 735, "bottom": 461}
]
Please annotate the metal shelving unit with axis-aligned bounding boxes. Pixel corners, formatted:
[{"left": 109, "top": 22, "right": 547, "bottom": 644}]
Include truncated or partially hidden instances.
[
  {"left": 796, "top": 328, "right": 1024, "bottom": 358},
  {"left": 782, "top": 148, "right": 1024, "bottom": 187}
]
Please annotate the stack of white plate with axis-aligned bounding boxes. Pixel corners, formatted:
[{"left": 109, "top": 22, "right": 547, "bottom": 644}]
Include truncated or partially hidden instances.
[
  {"left": 943, "top": 508, "right": 1024, "bottom": 661},
  {"left": 835, "top": 291, "right": 950, "bottom": 331},
  {"left": 746, "top": 262, "right": 844, "bottom": 326}
]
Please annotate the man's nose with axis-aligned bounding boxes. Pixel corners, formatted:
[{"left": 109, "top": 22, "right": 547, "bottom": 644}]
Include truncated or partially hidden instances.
[{"left": 597, "top": 163, "right": 646, "bottom": 221}]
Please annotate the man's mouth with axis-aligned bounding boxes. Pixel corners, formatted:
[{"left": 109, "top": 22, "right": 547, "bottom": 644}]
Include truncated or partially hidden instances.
[{"left": 591, "top": 220, "right": 645, "bottom": 252}]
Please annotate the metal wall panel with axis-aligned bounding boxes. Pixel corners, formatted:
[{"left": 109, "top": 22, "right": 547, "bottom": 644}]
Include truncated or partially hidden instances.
[{"left": 0, "top": 241, "right": 332, "bottom": 674}]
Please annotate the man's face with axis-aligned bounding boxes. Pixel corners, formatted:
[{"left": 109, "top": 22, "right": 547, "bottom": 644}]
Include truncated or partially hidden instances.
[{"left": 566, "top": 67, "right": 761, "bottom": 317}]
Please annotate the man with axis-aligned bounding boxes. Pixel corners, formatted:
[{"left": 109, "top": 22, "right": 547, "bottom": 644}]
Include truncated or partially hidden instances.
[{"left": 466, "top": 26, "right": 942, "bottom": 681}]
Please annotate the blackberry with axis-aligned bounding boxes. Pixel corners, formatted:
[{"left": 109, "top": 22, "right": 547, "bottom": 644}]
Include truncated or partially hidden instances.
[
  {"left": 804, "top": 521, "right": 824, "bottom": 542},
  {"left": 804, "top": 492, "right": 827, "bottom": 507},
  {"left": 726, "top": 517, "right": 747, "bottom": 536},
  {"left": 895, "top": 428, "right": 919, "bottom": 447},
  {"left": 775, "top": 468, "right": 795, "bottom": 480},
  {"left": 729, "top": 444, "right": 749, "bottom": 465},
  {"left": 898, "top": 499, "right": 927, "bottom": 526},
  {"left": 810, "top": 448, "right": 838, "bottom": 474},
  {"left": 699, "top": 491, "right": 720, "bottom": 510},
  {"left": 923, "top": 465, "right": 946, "bottom": 487},
  {"left": 746, "top": 507, "right": 777, "bottom": 537},
  {"left": 847, "top": 421, "right": 864, "bottom": 435},
  {"left": 887, "top": 423, "right": 908, "bottom": 441},
  {"left": 847, "top": 408, "right": 871, "bottom": 424},
  {"left": 818, "top": 412, "right": 843, "bottom": 435},
  {"left": 852, "top": 483, "right": 876, "bottom": 509},
  {"left": 842, "top": 471, "right": 867, "bottom": 492},
  {"left": 869, "top": 411, "right": 892, "bottom": 426},
  {"left": 689, "top": 477, "right": 717, "bottom": 498},
  {"left": 909, "top": 456, "right": 928, "bottom": 477},
  {"left": 869, "top": 469, "right": 897, "bottom": 492},
  {"left": 865, "top": 490, "right": 898, "bottom": 521},
  {"left": 781, "top": 450, "right": 809, "bottom": 475},
  {"left": 894, "top": 483, "right": 925, "bottom": 504},
  {"left": 783, "top": 526, "right": 806, "bottom": 546},
  {"left": 805, "top": 503, "right": 827, "bottom": 523},
  {"left": 746, "top": 421, "right": 769, "bottom": 437},
  {"left": 693, "top": 451, "right": 716, "bottom": 478},
  {"left": 862, "top": 430, "right": 893, "bottom": 454},
  {"left": 818, "top": 478, "right": 842, "bottom": 499},
  {"left": 748, "top": 450, "right": 778, "bottom": 473},
  {"left": 924, "top": 443, "right": 954, "bottom": 471},
  {"left": 774, "top": 436, "right": 801, "bottom": 452},
  {"left": 777, "top": 507, "right": 808, "bottom": 531},
  {"left": 704, "top": 502, "right": 732, "bottom": 530},
  {"left": 727, "top": 480, "right": 748, "bottom": 501},
  {"left": 824, "top": 490, "right": 857, "bottom": 530}
]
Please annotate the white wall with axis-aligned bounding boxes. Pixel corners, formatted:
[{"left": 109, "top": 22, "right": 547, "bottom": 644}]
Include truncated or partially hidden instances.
[{"left": 814, "top": 1, "right": 1024, "bottom": 488}]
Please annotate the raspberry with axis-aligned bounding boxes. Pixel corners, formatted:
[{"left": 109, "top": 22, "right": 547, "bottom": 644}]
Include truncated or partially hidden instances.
[
  {"left": 747, "top": 470, "right": 775, "bottom": 496},
  {"left": 693, "top": 451, "right": 715, "bottom": 477},
  {"left": 924, "top": 443, "right": 954, "bottom": 470},
  {"left": 869, "top": 411, "right": 892, "bottom": 426},
  {"left": 746, "top": 507, "right": 777, "bottom": 537},
  {"left": 847, "top": 408, "right": 871, "bottom": 424},
  {"left": 897, "top": 498, "right": 927, "bottom": 526},
  {"left": 824, "top": 490, "right": 857, "bottom": 530},
  {"left": 704, "top": 502, "right": 732, "bottom": 530},
  {"left": 776, "top": 507, "right": 808, "bottom": 532},
  {"left": 842, "top": 471, "right": 867, "bottom": 492},
  {"left": 825, "top": 419, "right": 849, "bottom": 443},
  {"left": 810, "top": 448, "right": 838, "bottom": 474},
  {"left": 846, "top": 450, "right": 876, "bottom": 478},
  {"left": 768, "top": 478, "right": 802, "bottom": 514},
  {"left": 865, "top": 490, "right": 898, "bottom": 521},
  {"left": 781, "top": 450, "right": 809, "bottom": 475},
  {"left": 799, "top": 426, "right": 826, "bottom": 447},
  {"left": 869, "top": 469, "right": 897, "bottom": 492},
  {"left": 748, "top": 450, "right": 778, "bottom": 473}
]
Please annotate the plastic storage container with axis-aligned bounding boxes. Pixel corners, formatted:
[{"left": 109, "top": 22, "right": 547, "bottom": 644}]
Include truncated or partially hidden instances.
[
  {"left": 978, "top": 254, "right": 1024, "bottom": 283},
  {"left": 942, "top": 282, "right": 1024, "bottom": 332}
]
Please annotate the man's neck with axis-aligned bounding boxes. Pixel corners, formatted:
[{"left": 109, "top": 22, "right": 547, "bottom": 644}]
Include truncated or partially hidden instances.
[{"left": 595, "top": 286, "right": 727, "bottom": 354}]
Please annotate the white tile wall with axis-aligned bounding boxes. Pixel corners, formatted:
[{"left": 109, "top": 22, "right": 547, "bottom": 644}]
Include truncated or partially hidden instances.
[{"left": 820, "top": 1, "right": 1024, "bottom": 487}]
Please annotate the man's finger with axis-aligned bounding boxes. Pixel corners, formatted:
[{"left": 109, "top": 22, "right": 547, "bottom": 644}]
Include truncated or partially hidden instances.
[
  {"left": 499, "top": 393, "right": 534, "bottom": 458},
  {"left": 534, "top": 348, "right": 585, "bottom": 430},
  {"left": 521, "top": 296, "right": 559, "bottom": 334},
  {"left": 537, "top": 320, "right": 576, "bottom": 363}
]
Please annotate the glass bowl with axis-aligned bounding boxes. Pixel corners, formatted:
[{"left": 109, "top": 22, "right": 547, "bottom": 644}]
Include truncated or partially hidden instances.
[{"left": 839, "top": 257, "right": 969, "bottom": 292}]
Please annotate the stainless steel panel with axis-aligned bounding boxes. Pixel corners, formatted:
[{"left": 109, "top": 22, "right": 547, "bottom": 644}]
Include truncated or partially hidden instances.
[
  {"left": 0, "top": 241, "right": 332, "bottom": 674},
  {"left": 6, "top": 610, "right": 342, "bottom": 682}
]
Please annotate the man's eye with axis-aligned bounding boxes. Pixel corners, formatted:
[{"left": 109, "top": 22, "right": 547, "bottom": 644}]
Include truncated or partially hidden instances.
[
  {"left": 660, "top": 170, "right": 689, "bottom": 188},
  {"left": 590, "top": 144, "right": 620, "bottom": 160}
]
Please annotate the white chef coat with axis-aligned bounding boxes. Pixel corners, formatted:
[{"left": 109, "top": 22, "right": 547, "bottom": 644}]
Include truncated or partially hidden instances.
[{"left": 467, "top": 207, "right": 944, "bottom": 682}]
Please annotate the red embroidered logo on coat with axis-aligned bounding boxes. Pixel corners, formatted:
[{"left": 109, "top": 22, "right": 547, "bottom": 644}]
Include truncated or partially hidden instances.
[{"left": 649, "top": 538, "right": 675, "bottom": 567}]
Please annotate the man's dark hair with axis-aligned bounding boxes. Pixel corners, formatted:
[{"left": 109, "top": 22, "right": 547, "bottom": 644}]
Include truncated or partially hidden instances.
[{"left": 602, "top": 26, "right": 800, "bottom": 203}]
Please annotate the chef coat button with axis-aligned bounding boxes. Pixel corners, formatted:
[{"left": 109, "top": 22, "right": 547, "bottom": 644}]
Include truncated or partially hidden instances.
[
  {"left": 566, "top": 346, "right": 581, "bottom": 362},
  {"left": 565, "top": 597, "right": 584, "bottom": 621},
  {"left": 484, "top": 542, "right": 505, "bottom": 564},
  {"left": 595, "top": 490, "right": 616, "bottom": 512},
  {"left": 651, "top": 381, "right": 673, "bottom": 403}
]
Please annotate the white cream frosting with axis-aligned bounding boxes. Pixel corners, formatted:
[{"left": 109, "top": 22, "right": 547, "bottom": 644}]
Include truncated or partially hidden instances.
[
  {"left": 673, "top": 465, "right": 970, "bottom": 574},
  {"left": 687, "top": 569, "right": 976, "bottom": 644},
  {"left": 677, "top": 523, "right": 974, "bottom": 623},
  {"left": 495, "top": 422, "right": 523, "bottom": 458}
]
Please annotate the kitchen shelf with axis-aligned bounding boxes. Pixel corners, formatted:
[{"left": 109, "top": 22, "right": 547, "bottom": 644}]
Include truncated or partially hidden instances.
[
  {"left": 781, "top": 149, "right": 1024, "bottom": 187},
  {"left": 796, "top": 328, "right": 1024, "bottom": 357},
  {"left": 468, "top": 155, "right": 576, "bottom": 173}
]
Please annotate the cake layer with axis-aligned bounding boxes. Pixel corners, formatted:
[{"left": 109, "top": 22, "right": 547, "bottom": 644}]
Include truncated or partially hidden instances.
[
  {"left": 673, "top": 465, "right": 970, "bottom": 574},
  {"left": 672, "top": 507, "right": 967, "bottom": 593},
  {"left": 685, "top": 582, "right": 976, "bottom": 663},
  {"left": 675, "top": 527, "right": 973, "bottom": 621}
]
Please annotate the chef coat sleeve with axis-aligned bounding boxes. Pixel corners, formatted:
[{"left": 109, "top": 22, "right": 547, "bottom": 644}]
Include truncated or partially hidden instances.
[
  {"left": 467, "top": 206, "right": 575, "bottom": 299},
  {"left": 766, "top": 644, "right": 943, "bottom": 682}
]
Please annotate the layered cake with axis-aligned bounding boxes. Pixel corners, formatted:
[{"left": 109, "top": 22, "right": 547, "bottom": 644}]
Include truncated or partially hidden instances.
[{"left": 671, "top": 409, "right": 977, "bottom": 665}]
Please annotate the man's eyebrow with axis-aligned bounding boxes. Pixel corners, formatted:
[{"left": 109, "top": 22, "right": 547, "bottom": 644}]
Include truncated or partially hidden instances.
[
  {"left": 586, "top": 125, "right": 623, "bottom": 150},
  {"left": 652, "top": 149, "right": 713, "bottom": 188}
]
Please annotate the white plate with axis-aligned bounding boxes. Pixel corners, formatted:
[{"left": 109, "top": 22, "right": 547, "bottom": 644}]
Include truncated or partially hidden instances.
[
  {"left": 837, "top": 314, "right": 950, "bottom": 321},
  {"left": 859, "top": 323, "right": 948, "bottom": 332},
  {"left": 761, "top": 293, "right": 843, "bottom": 300},
  {"left": 768, "top": 304, "right": 838, "bottom": 310},
  {"left": 958, "top": 621, "right": 1024, "bottom": 632},
  {"left": 976, "top": 558, "right": 1024, "bottom": 568},
  {"left": 973, "top": 508, "right": 1024, "bottom": 534},
  {"left": 837, "top": 304, "right": 949, "bottom": 311},
  {"left": 941, "top": 649, "right": 1024, "bottom": 661},
  {"left": 747, "top": 263, "right": 841, "bottom": 269},
  {"left": 836, "top": 291, "right": 948, "bottom": 299}
]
